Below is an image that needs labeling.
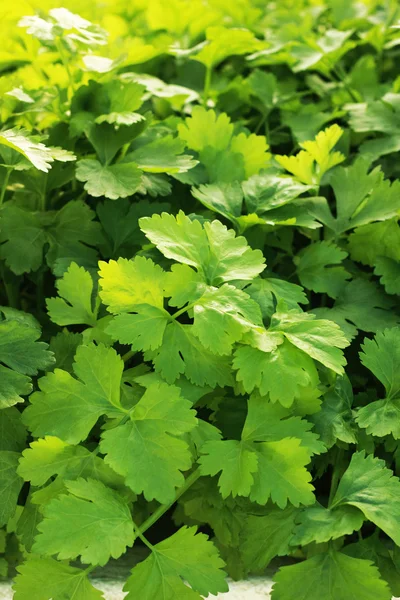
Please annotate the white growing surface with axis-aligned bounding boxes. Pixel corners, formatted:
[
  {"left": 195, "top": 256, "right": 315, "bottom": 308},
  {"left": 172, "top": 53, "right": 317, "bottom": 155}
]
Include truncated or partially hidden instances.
[
  {"left": 0, "top": 578, "right": 274, "bottom": 599},
  {"left": 1, "top": 579, "right": 399, "bottom": 599}
]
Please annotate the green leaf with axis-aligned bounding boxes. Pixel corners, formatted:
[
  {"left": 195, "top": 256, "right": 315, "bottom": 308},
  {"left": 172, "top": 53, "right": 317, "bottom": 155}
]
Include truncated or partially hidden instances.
[
  {"left": 151, "top": 321, "right": 234, "bottom": 387},
  {"left": 178, "top": 107, "right": 269, "bottom": 183},
  {"left": 244, "top": 277, "right": 308, "bottom": 319},
  {"left": 295, "top": 241, "right": 350, "bottom": 298},
  {"left": 18, "top": 436, "right": 72, "bottom": 486},
  {"left": 356, "top": 328, "right": 400, "bottom": 438},
  {"left": 0, "top": 314, "right": 53, "bottom": 376},
  {"left": 348, "top": 219, "right": 400, "bottom": 267},
  {"left": 0, "top": 312, "right": 54, "bottom": 408},
  {"left": 49, "top": 331, "right": 82, "bottom": 372},
  {"left": 242, "top": 394, "right": 325, "bottom": 456},
  {"left": 344, "top": 535, "right": 400, "bottom": 598},
  {"left": 178, "top": 107, "right": 234, "bottom": 154},
  {"left": 139, "top": 211, "right": 265, "bottom": 284},
  {"left": 13, "top": 556, "right": 104, "bottom": 600},
  {"left": 97, "top": 198, "right": 170, "bottom": 258},
  {"left": 191, "top": 181, "right": 243, "bottom": 225},
  {"left": 347, "top": 99, "right": 400, "bottom": 134},
  {"left": 22, "top": 343, "right": 124, "bottom": 444},
  {"left": 16, "top": 495, "right": 42, "bottom": 552},
  {"left": 332, "top": 451, "right": 400, "bottom": 545},
  {"left": 198, "top": 440, "right": 259, "bottom": 498},
  {"left": 123, "top": 526, "right": 228, "bottom": 600},
  {"left": 241, "top": 506, "right": 297, "bottom": 573},
  {"left": 46, "top": 262, "right": 97, "bottom": 326},
  {"left": 199, "top": 395, "right": 315, "bottom": 507},
  {"left": 100, "top": 382, "right": 197, "bottom": 503},
  {"left": 248, "top": 69, "right": 278, "bottom": 111},
  {"left": 0, "top": 407, "right": 27, "bottom": 452},
  {"left": 242, "top": 169, "right": 313, "bottom": 215},
  {"left": 76, "top": 159, "right": 142, "bottom": 200},
  {"left": 271, "top": 551, "right": 391, "bottom": 600},
  {"left": 193, "top": 26, "right": 263, "bottom": 69},
  {"left": 99, "top": 255, "right": 165, "bottom": 313},
  {"left": 314, "top": 279, "right": 399, "bottom": 340},
  {"left": 311, "top": 376, "right": 356, "bottom": 448},
  {"left": 249, "top": 438, "right": 315, "bottom": 508},
  {"left": 108, "top": 305, "right": 170, "bottom": 352},
  {"left": 276, "top": 125, "right": 345, "bottom": 185},
  {"left": 375, "top": 257, "right": 400, "bottom": 295},
  {"left": 233, "top": 339, "right": 318, "bottom": 407},
  {"left": 0, "top": 451, "right": 23, "bottom": 526},
  {"left": 33, "top": 478, "right": 134, "bottom": 565},
  {"left": 84, "top": 121, "right": 148, "bottom": 166},
  {"left": 0, "top": 200, "right": 101, "bottom": 275},
  {"left": 308, "top": 159, "right": 400, "bottom": 235},
  {"left": 270, "top": 307, "right": 349, "bottom": 374},
  {"left": 291, "top": 504, "right": 364, "bottom": 546},
  {"left": 0, "top": 128, "right": 75, "bottom": 172},
  {"left": 190, "top": 284, "right": 263, "bottom": 355},
  {"left": 126, "top": 136, "right": 197, "bottom": 173},
  {"left": 95, "top": 80, "right": 145, "bottom": 126},
  {"left": 16, "top": 436, "right": 120, "bottom": 491}
]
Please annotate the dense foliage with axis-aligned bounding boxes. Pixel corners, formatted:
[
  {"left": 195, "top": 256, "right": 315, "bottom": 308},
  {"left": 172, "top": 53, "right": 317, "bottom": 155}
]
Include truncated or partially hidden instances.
[{"left": 1, "top": 0, "right": 400, "bottom": 598}]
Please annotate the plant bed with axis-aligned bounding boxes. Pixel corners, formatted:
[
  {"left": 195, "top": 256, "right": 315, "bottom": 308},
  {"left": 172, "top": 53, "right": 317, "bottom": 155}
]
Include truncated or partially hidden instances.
[{"left": 1, "top": 2, "right": 400, "bottom": 600}]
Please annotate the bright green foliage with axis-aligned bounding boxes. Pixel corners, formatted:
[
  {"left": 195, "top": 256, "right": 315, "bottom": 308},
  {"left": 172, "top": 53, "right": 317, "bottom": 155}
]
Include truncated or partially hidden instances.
[
  {"left": 314, "top": 279, "right": 399, "bottom": 340},
  {"left": 2, "top": 1, "right": 400, "bottom": 597},
  {"left": 76, "top": 160, "right": 143, "bottom": 199},
  {"left": 0, "top": 310, "right": 53, "bottom": 408},
  {"left": 139, "top": 211, "right": 266, "bottom": 284},
  {"left": 0, "top": 200, "right": 102, "bottom": 275},
  {"left": 124, "top": 526, "right": 228, "bottom": 599},
  {"left": 295, "top": 241, "right": 350, "bottom": 298},
  {"left": 199, "top": 394, "right": 317, "bottom": 508},
  {"left": 271, "top": 552, "right": 391, "bottom": 600},
  {"left": 0, "top": 128, "right": 75, "bottom": 172},
  {"left": 100, "top": 382, "right": 197, "bottom": 503},
  {"left": 311, "top": 376, "right": 356, "bottom": 448},
  {"left": 17, "top": 435, "right": 123, "bottom": 491},
  {"left": 46, "top": 262, "right": 97, "bottom": 326},
  {"left": 126, "top": 136, "right": 198, "bottom": 173},
  {"left": 233, "top": 307, "right": 348, "bottom": 405},
  {"left": 22, "top": 343, "right": 124, "bottom": 444},
  {"left": 331, "top": 452, "right": 400, "bottom": 545},
  {"left": 307, "top": 159, "right": 400, "bottom": 235},
  {"left": 0, "top": 451, "right": 23, "bottom": 526},
  {"left": 193, "top": 26, "right": 263, "bottom": 70},
  {"left": 13, "top": 557, "right": 104, "bottom": 600},
  {"left": 241, "top": 506, "right": 297, "bottom": 573},
  {"left": 33, "top": 478, "right": 134, "bottom": 565},
  {"left": 357, "top": 328, "right": 400, "bottom": 437},
  {"left": 178, "top": 107, "right": 270, "bottom": 182},
  {"left": 276, "top": 125, "right": 345, "bottom": 185},
  {"left": 291, "top": 504, "right": 364, "bottom": 546}
]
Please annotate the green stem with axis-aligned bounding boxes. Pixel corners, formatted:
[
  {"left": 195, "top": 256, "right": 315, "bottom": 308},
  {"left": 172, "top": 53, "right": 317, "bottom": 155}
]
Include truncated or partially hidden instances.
[
  {"left": 255, "top": 110, "right": 269, "bottom": 135},
  {"left": 0, "top": 168, "right": 12, "bottom": 206},
  {"left": 84, "top": 565, "right": 97, "bottom": 575},
  {"left": 171, "top": 302, "right": 196, "bottom": 320},
  {"left": 133, "top": 523, "right": 154, "bottom": 551},
  {"left": 203, "top": 67, "right": 212, "bottom": 104},
  {"left": 122, "top": 349, "right": 135, "bottom": 363},
  {"left": 139, "top": 468, "right": 202, "bottom": 536}
]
